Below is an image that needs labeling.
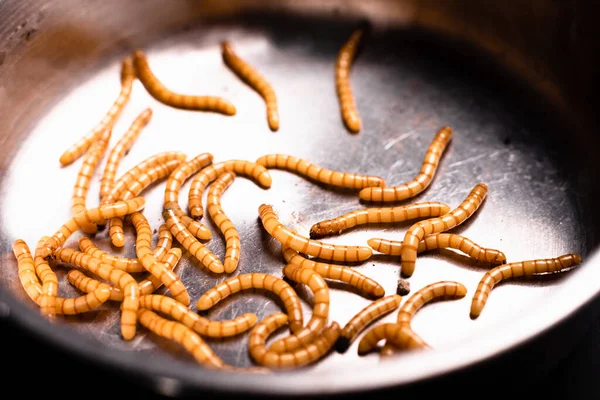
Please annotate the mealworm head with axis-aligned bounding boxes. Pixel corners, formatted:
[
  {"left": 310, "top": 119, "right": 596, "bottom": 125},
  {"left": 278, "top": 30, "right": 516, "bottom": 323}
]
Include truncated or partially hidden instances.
[{"left": 334, "top": 336, "right": 351, "bottom": 353}]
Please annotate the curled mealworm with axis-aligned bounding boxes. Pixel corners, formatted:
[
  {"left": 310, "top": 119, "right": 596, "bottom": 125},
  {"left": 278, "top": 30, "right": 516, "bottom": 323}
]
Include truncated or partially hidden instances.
[
  {"left": 259, "top": 204, "right": 372, "bottom": 262},
  {"left": 359, "top": 127, "right": 453, "bottom": 202},
  {"left": 335, "top": 29, "right": 363, "bottom": 133},
  {"left": 282, "top": 240, "right": 384, "bottom": 298},
  {"left": 34, "top": 236, "right": 58, "bottom": 319},
  {"left": 255, "top": 154, "right": 385, "bottom": 190},
  {"left": 13, "top": 239, "right": 44, "bottom": 303},
  {"left": 71, "top": 127, "right": 112, "bottom": 234},
  {"left": 207, "top": 172, "right": 240, "bottom": 273},
  {"left": 163, "top": 152, "right": 213, "bottom": 240},
  {"left": 109, "top": 157, "right": 184, "bottom": 247},
  {"left": 400, "top": 183, "right": 488, "bottom": 277},
  {"left": 470, "top": 254, "right": 583, "bottom": 318},
  {"left": 310, "top": 201, "right": 451, "bottom": 239},
  {"left": 268, "top": 264, "right": 329, "bottom": 354},
  {"left": 54, "top": 248, "right": 139, "bottom": 340},
  {"left": 188, "top": 160, "right": 272, "bottom": 220},
  {"left": 132, "top": 49, "right": 236, "bottom": 115},
  {"left": 137, "top": 308, "right": 225, "bottom": 368},
  {"left": 336, "top": 294, "right": 402, "bottom": 353},
  {"left": 162, "top": 209, "right": 224, "bottom": 273},
  {"left": 196, "top": 273, "right": 304, "bottom": 334},
  {"left": 357, "top": 323, "right": 429, "bottom": 355},
  {"left": 248, "top": 313, "right": 340, "bottom": 369},
  {"left": 41, "top": 197, "right": 146, "bottom": 259},
  {"left": 139, "top": 294, "right": 257, "bottom": 338},
  {"left": 368, "top": 233, "right": 506, "bottom": 265},
  {"left": 59, "top": 57, "right": 135, "bottom": 167},
  {"left": 131, "top": 212, "right": 190, "bottom": 306},
  {"left": 67, "top": 248, "right": 182, "bottom": 301},
  {"left": 100, "top": 108, "right": 153, "bottom": 201},
  {"left": 221, "top": 41, "right": 279, "bottom": 131}
]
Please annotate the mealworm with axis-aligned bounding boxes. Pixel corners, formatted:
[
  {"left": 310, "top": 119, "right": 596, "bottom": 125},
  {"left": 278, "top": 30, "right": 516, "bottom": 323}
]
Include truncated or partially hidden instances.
[
  {"left": 188, "top": 160, "right": 272, "bottom": 220},
  {"left": 13, "top": 239, "right": 44, "bottom": 303},
  {"left": 207, "top": 172, "right": 240, "bottom": 273},
  {"left": 396, "top": 281, "right": 467, "bottom": 325},
  {"left": 41, "top": 197, "right": 146, "bottom": 259},
  {"left": 109, "top": 158, "right": 184, "bottom": 248},
  {"left": 54, "top": 248, "right": 139, "bottom": 340},
  {"left": 368, "top": 233, "right": 506, "bottom": 265},
  {"left": 336, "top": 294, "right": 402, "bottom": 353},
  {"left": 357, "top": 323, "right": 429, "bottom": 355},
  {"left": 103, "top": 151, "right": 187, "bottom": 206},
  {"left": 59, "top": 57, "right": 135, "bottom": 167},
  {"left": 137, "top": 309, "right": 225, "bottom": 368},
  {"left": 268, "top": 264, "right": 329, "bottom": 354},
  {"left": 34, "top": 236, "right": 58, "bottom": 319},
  {"left": 162, "top": 209, "right": 224, "bottom": 273},
  {"left": 196, "top": 273, "right": 304, "bottom": 334},
  {"left": 470, "top": 254, "right": 583, "bottom": 318},
  {"left": 139, "top": 294, "right": 257, "bottom": 338},
  {"left": 71, "top": 127, "right": 112, "bottom": 234},
  {"left": 335, "top": 29, "right": 363, "bottom": 133},
  {"left": 132, "top": 49, "right": 236, "bottom": 115},
  {"left": 54, "top": 287, "right": 111, "bottom": 315},
  {"left": 131, "top": 212, "right": 190, "bottom": 306},
  {"left": 256, "top": 154, "right": 385, "bottom": 190},
  {"left": 100, "top": 108, "right": 153, "bottom": 201},
  {"left": 359, "top": 127, "right": 453, "bottom": 202},
  {"left": 310, "top": 201, "right": 451, "bottom": 239},
  {"left": 67, "top": 248, "right": 182, "bottom": 302},
  {"left": 248, "top": 313, "right": 340, "bottom": 369},
  {"left": 221, "top": 41, "right": 279, "bottom": 131},
  {"left": 78, "top": 223, "right": 173, "bottom": 273},
  {"left": 282, "top": 241, "right": 384, "bottom": 298},
  {"left": 259, "top": 204, "right": 372, "bottom": 262},
  {"left": 164, "top": 153, "right": 213, "bottom": 240},
  {"left": 400, "top": 183, "right": 488, "bottom": 277}
]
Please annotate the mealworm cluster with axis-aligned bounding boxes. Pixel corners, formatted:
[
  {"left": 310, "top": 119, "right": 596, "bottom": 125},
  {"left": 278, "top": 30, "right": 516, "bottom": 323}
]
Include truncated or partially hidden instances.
[{"left": 13, "top": 33, "right": 584, "bottom": 374}]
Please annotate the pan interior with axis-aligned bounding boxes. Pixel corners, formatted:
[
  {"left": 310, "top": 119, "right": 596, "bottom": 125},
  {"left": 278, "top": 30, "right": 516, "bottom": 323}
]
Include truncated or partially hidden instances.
[{"left": 0, "top": 10, "right": 596, "bottom": 392}]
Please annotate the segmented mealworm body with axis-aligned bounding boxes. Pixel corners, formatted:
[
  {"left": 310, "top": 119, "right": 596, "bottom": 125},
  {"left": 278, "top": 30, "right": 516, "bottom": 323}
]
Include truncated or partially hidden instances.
[
  {"left": 13, "top": 239, "right": 43, "bottom": 303},
  {"left": 100, "top": 108, "right": 153, "bottom": 201},
  {"left": 335, "top": 29, "right": 362, "bottom": 133},
  {"left": 163, "top": 153, "right": 213, "bottom": 240},
  {"left": 137, "top": 309, "right": 224, "bottom": 368},
  {"left": 310, "top": 201, "right": 451, "bottom": 239},
  {"left": 282, "top": 242, "right": 384, "bottom": 298},
  {"left": 196, "top": 273, "right": 304, "bottom": 334},
  {"left": 162, "top": 209, "right": 224, "bottom": 273},
  {"left": 368, "top": 233, "right": 506, "bottom": 265},
  {"left": 268, "top": 264, "right": 329, "bottom": 354},
  {"left": 109, "top": 158, "right": 184, "bottom": 247},
  {"left": 41, "top": 197, "right": 146, "bottom": 259},
  {"left": 131, "top": 212, "right": 190, "bottom": 306},
  {"left": 54, "top": 248, "right": 139, "bottom": 340},
  {"left": 359, "top": 127, "right": 453, "bottom": 202},
  {"left": 67, "top": 248, "right": 182, "bottom": 301},
  {"left": 400, "top": 183, "right": 488, "bottom": 277},
  {"left": 357, "top": 323, "right": 429, "bottom": 355},
  {"left": 72, "top": 127, "right": 112, "bottom": 234},
  {"left": 248, "top": 313, "right": 340, "bottom": 369},
  {"left": 34, "top": 237, "right": 58, "bottom": 318},
  {"left": 221, "top": 41, "right": 279, "bottom": 131},
  {"left": 54, "top": 287, "right": 111, "bottom": 315},
  {"left": 259, "top": 204, "right": 372, "bottom": 262},
  {"left": 207, "top": 172, "right": 240, "bottom": 273},
  {"left": 188, "top": 160, "right": 272, "bottom": 220},
  {"left": 256, "top": 154, "right": 385, "bottom": 190},
  {"left": 336, "top": 295, "right": 402, "bottom": 352},
  {"left": 59, "top": 57, "right": 135, "bottom": 167},
  {"left": 132, "top": 50, "right": 236, "bottom": 115},
  {"left": 139, "top": 295, "right": 257, "bottom": 338},
  {"left": 470, "top": 254, "right": 583, "bottom": 318},
  {"left": 397, "top": 281, "right": 467, "bottom": 325}
]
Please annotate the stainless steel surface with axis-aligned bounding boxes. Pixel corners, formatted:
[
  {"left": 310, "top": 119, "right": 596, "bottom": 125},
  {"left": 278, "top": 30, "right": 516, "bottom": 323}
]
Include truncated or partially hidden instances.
[{"left": 0, "top": 0, "right": 599, "bottom": 396}]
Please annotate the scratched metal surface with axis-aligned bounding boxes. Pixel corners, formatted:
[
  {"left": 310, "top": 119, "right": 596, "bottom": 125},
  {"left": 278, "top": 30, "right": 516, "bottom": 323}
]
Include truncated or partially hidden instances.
[{"left": 0, "top": 7, "right": 598, "bottom": 396}]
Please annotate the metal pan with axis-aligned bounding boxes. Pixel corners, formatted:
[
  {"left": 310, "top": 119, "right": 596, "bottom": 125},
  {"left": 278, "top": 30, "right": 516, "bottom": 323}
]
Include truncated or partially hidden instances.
[{"left": 1, "top": 0, "right": 599, "bottom": 396}]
